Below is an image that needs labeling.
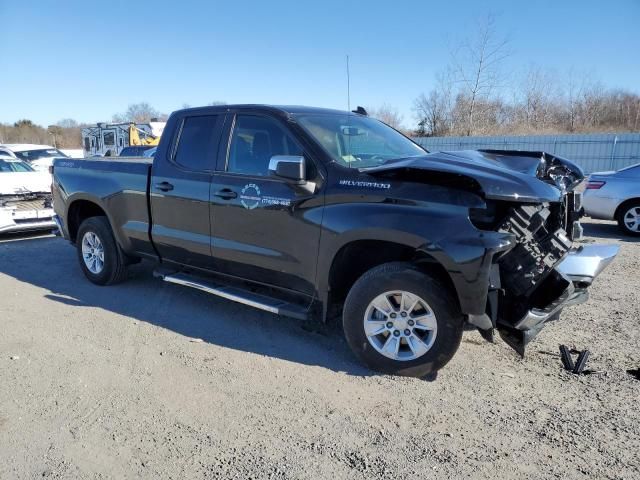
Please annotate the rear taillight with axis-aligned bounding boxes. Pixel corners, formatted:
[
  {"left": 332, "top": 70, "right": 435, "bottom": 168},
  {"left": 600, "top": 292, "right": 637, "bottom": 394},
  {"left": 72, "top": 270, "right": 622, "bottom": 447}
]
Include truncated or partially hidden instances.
[{"left": 586, "top": 180, "right": 606, "bottom": 189}]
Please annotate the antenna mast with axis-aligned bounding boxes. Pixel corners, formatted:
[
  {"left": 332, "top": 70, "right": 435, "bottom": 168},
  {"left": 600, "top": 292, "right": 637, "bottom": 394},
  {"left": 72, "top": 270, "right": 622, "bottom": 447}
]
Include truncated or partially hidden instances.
[{"left": 346, "top": 55, "right": 351, "bottom": 112}]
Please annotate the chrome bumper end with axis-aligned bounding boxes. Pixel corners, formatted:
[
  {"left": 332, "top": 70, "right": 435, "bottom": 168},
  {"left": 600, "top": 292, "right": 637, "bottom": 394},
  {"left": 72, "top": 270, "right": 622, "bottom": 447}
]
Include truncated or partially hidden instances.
[
  {"left": 556, "top": 244, "right": 619, "bottom": 286},
  {"left": 515, "top": 243, "right": 618, "bottom": 332}
]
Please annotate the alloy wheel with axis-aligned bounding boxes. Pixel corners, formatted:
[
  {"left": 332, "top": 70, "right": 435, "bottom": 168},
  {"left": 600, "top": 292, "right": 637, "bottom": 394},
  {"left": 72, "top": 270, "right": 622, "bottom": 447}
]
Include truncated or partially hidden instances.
[
  {"left": 363, "top": 290, "right": 437, "bottom": 361},
  {"left": 623, "top": 206, "right": 640, "bottom": 233},
  {"left": 81, "top": 231, "right": 105, "bottom": 274}
]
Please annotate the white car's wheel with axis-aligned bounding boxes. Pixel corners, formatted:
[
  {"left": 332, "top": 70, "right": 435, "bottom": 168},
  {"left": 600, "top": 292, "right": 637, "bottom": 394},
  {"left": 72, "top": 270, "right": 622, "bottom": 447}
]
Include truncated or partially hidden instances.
[{"left": 617, "top": 201, "right": 640, "bottom": 236}]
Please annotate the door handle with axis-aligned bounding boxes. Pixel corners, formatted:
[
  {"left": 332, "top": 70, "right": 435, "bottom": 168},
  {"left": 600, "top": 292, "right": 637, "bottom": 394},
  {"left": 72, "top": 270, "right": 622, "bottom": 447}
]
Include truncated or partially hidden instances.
[
  {"left": 214, "top": 188, "right": 238, "bottom": 200},
  {"left": 154, "top": 181, "right": 174, "bottom": 192}
]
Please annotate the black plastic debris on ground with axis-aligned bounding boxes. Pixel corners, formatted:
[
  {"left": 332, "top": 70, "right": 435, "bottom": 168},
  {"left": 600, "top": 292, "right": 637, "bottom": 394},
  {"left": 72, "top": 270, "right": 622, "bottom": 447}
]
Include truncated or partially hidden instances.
[
  {"left": 573, "top": 350, "right": 590, "bottom": 374},
  {"left": 559, "top": 345, "right": 574, "bottom": 371},
  {"left": 559, "top": 345, "right": 591, "bottom": 375},
  {"left": 627, "top": 368, "right": 640, "bottom": 381}
]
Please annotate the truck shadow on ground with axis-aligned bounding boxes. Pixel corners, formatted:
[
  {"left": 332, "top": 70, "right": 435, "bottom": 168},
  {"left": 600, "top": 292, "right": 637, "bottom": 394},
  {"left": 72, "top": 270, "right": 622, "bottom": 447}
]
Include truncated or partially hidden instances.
[{"left": 0, "top": 236, "right": 380, "bottom": 377}]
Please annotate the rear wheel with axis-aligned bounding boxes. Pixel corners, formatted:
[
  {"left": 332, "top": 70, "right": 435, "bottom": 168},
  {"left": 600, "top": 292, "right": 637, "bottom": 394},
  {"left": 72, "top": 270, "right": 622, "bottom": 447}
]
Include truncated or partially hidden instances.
[
  {"left": 342, "top": 262, "right": 463, "bottom": 377},
  {"left": 616, "top": 201, "right": 640, "bottom": 236},
  {"left": 76, "top": 216, "right": 128, "bottom": 285}
]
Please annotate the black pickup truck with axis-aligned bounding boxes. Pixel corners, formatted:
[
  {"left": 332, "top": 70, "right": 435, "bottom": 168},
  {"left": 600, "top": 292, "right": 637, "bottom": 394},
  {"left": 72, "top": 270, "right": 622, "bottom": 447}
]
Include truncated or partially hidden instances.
[{"left": 52, "top": 105, "right": 618, "bottom": 377}]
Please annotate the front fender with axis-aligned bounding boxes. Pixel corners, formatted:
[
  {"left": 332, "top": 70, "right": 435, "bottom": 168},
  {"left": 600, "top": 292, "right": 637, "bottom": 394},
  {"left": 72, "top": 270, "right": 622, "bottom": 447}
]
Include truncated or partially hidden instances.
[{"left": 316, "top": 202, "right": 515, "bottom": 317}]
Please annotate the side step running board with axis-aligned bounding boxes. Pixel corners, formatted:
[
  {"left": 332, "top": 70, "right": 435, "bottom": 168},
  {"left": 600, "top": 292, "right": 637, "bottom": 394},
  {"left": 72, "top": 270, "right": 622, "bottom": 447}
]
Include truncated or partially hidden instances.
[{"left": 155, "top": 271, "right": 309, "bottom": 321}]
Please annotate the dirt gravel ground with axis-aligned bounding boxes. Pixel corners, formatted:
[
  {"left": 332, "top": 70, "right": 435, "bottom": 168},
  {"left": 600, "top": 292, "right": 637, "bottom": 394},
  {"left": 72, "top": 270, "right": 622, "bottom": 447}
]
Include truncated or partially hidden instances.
[{"left": 0, "top": 219, "right": 638, "bottom": 479}]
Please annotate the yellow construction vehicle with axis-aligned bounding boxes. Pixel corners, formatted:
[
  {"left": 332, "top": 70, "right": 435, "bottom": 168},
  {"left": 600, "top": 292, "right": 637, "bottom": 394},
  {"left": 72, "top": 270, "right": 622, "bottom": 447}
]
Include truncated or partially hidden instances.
[{"left": 129, "top": 123, "right": 161, "bottom": 146}]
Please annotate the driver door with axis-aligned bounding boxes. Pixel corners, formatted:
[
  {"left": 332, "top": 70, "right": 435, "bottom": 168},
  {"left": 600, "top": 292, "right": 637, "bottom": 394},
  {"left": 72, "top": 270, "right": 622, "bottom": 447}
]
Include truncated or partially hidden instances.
[{"left": 209, "top": 113, "right": 324, "bottom": 295}]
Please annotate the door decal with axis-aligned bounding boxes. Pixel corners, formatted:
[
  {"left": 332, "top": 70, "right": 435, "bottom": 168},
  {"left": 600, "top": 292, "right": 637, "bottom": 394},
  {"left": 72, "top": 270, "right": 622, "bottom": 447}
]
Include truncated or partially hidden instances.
[
  {"left": 240, "top": 183, "right": 292, "bottom": 209},
  {"left": 240, "top": 183, "right": 261, "bottom": 209}
]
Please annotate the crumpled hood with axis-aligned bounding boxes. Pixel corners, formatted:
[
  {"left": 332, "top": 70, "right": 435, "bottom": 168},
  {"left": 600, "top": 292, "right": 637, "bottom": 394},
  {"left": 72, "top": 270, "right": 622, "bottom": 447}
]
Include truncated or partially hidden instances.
[
  {"left": 365, "top": 150, "right": 584, "bottom": 203},
  {"left": 0, "top": 172, "right": 51, "bottom": 195}
]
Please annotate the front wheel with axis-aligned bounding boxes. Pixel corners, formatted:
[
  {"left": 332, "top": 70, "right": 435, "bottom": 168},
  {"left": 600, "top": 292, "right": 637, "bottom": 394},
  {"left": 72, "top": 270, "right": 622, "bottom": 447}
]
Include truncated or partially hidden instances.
[
  {"left": 616, "top": 201, "right": 640, "bottom": 236},
  {"left": 342, "top": 262, "right": 463, "bottom": 377},
  {"left": 76, "top": 216, "right": 128, "bottom": 285}
]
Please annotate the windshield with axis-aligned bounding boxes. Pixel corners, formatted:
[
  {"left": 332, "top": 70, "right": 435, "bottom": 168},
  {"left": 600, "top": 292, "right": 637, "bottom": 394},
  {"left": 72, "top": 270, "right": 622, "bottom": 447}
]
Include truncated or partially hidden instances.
[
  {"left": 0, "top": 160, "right": 36, "bottom": 172},
  {"left": 13, "top": 148, "right": 68, "bottom": 161},
  {"left": 296, "top": 114, "right": 425, "bottom": 168}
]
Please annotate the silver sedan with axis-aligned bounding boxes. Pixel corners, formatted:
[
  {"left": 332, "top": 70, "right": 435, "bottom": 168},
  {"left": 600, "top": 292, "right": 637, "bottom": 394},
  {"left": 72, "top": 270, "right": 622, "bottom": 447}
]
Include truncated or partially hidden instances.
[{"left": 583, "top": 163, "right": 640, "bottom": 235}]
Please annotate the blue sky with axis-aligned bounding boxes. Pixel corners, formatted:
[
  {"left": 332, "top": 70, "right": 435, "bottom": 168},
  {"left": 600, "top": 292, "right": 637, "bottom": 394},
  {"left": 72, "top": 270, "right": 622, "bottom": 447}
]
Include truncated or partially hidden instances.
[{"left": 1, "top": 0, "right": 638, "bottom": 128}]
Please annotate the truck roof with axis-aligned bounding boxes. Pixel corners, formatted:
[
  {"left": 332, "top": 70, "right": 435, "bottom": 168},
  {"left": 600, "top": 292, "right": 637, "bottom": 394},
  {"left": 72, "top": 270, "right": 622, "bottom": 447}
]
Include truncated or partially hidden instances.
[{"left": 174, "top": 104, "right": 356, "bottom": 118}]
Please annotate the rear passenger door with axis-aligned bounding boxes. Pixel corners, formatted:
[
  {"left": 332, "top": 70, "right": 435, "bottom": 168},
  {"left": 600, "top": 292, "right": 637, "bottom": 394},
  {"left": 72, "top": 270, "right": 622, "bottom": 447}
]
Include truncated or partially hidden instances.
[
  {"left": 150, "top": 113, "right": 225, "bottom": 268},
  {"left": 209, "top": 113, "right": 324, "bottom": 295}
]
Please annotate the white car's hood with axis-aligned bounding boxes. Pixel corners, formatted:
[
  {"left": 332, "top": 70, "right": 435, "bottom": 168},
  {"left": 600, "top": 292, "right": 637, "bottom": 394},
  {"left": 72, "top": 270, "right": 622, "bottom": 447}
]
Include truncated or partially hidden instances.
[{"left": 0, "top": 172, "right": 51, "bottom": 195}]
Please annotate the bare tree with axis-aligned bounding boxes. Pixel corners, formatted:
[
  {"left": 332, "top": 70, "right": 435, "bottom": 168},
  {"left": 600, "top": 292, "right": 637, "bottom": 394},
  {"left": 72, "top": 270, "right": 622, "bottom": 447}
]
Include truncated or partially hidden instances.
[
  {"left": 55, "top": 119, "right": 83, "bottom": 148},
  {"left": 514, "top": 65, "right": 561, "bottom": 132},
  {"left": 414, "top": 71, "right": 453, "bottom": 136},
  {"left": 113, "top": 102, "right": 163, "bottom": 123},
  {"left": 580, "top": 80, "right": 607, "bottom": 128},
  {"left": 450, "top": 15, "right": 511, "bottom": 135},
  {"left": 56, "top": 119, "right": 78, "bottom": 129},
  {"left": 368, "top": 103, "right": 404, "bottom": 129}
]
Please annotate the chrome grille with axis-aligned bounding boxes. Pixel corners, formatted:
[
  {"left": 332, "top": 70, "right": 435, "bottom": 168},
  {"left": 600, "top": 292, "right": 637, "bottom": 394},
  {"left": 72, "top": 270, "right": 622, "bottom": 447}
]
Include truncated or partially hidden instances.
[
  {"left": 12, "top": 199, "right": 47, "bottom": 211},
  {"left": 1, "top": 194, "right": 52, "bottom": 211}
]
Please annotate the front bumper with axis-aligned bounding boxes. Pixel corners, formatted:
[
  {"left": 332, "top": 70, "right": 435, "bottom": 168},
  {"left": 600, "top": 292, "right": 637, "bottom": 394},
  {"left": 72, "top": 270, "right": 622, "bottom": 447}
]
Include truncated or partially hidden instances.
[
  {"left": 517, "top": 244, "right": 619, "bottom": 327},
  {"left": 0, "top": 207, "right": 56, "bottom": 234},
  {"left": 556, "top": 244, "right": 619, "bottom": 285},
  {"left": 499, "top": 243, "right": 619, "bottom": 355}
]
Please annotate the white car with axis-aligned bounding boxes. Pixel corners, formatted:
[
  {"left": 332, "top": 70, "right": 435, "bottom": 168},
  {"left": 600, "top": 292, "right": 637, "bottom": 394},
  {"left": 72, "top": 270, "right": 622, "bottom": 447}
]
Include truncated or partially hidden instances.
[
  {"left": 0, "top": 155, "right": 56, "bottom": 234},
  {"left": 0, "top": 144, "right": 69, "bottom": 172},
  {"left": 583, "top": 163, "right": 640, "bottom": 236}
]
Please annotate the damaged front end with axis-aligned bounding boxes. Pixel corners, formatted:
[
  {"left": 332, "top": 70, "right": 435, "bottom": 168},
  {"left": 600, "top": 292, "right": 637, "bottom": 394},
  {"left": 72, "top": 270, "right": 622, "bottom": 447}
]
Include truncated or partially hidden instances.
[
  {"left": 0, "top": 193, "right": 56, "bottom": 234},
  {"left": 365, "top": 148, "right": 618, "bottom": 356},
  {"left": 469, "top": 152, "right": 618, "bottom": 355}
]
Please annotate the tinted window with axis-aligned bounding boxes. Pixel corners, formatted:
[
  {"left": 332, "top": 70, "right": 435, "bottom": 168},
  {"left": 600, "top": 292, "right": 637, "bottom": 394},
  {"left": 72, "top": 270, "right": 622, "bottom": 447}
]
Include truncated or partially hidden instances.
[
  {"left": 11, "top": 161, "right": 33, "bottom": 172},
  {"left": 0, "top": 160, "right": 34, "bottom": 172},
  {"left": 13, "top": 149, "right": 67, "bottom": 161},
  {"left": 173, "top": 115, "right": 220, "bottom": 171},
  {"left": 119, "top": 147, "right": 135, "bottom": 156},
  {"left": 119, "top": 146, "right": 152, "bottom": 156},
  {"left": 228, "top": 115, "right": 303, "bottom": 176},
  {"left": 0, "top": 160, "right": 13, "bottom": 172}
]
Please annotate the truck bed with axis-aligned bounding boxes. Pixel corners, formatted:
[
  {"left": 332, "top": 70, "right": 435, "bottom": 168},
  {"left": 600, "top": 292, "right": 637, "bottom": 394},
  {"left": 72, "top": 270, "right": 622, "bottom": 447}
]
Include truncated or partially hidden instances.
[
  {"left": 52, "top": 157, "right": 154, "bottom": 258},
  {"left": 58, "top": 156, "right": 152, "bottom": 171}
]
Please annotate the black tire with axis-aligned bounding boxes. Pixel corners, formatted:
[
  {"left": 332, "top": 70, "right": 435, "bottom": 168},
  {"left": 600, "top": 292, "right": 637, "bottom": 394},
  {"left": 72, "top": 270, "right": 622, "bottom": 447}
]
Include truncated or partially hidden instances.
[
  {"left": 343, "top": 262, "right": 463, "bottom": 377},
  {"left": 616, "top": 200, "right": 640, "bottom": 236},
  {"left": 76, "top": 216, "right": 128, "bottom": 285}
]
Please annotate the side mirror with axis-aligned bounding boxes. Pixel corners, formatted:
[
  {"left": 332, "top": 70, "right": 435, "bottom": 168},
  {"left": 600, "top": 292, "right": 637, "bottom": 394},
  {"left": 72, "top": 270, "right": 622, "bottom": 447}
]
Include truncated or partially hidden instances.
[{"left": 268, "top": 155, "right": 306, "bottom": 184}]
